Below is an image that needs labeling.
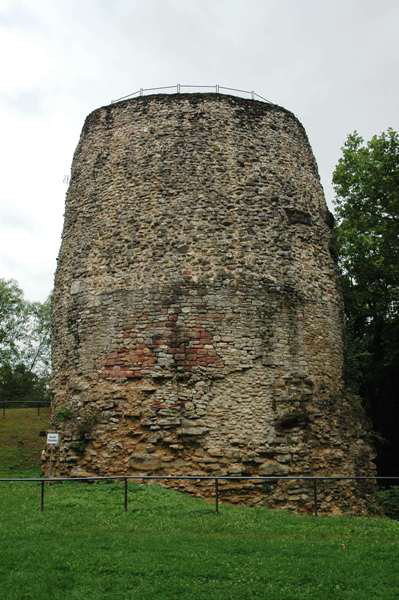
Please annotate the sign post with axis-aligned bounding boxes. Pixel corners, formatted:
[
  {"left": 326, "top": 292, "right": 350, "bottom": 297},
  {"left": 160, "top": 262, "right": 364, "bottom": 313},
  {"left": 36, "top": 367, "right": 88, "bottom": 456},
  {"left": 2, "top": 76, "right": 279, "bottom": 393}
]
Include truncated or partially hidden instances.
[{"left": 46, "top": 432, "right": 60, "bottom": 478}]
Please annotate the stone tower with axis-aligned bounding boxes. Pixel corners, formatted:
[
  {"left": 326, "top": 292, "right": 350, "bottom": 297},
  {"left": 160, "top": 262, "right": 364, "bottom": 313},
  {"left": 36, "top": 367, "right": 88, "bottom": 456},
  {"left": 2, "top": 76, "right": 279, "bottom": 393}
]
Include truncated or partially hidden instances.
[{"left": 45, "top": 92, "right": 375, "bottom": 512}]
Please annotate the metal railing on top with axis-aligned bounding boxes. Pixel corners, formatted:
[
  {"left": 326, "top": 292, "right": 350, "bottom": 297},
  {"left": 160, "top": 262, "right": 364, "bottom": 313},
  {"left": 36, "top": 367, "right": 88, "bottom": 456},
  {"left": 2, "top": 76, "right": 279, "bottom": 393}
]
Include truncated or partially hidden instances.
[{"left": 111, "top": 84, "right": 273, "bottom": 104}]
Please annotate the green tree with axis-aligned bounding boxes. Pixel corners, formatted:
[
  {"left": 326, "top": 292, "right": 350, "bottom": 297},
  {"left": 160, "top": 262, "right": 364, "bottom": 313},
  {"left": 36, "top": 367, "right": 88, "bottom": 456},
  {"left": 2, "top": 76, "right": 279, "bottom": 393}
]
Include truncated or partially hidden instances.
[
  {"left": 333, "top": 129, "right": 399, "bottom": 386},
  {"left": 0, "top": 278, "right": 52, "bottom": 403},
  {"left": 0, "top": 363, "right": 50, "bottom": 404},
  {"left": 0, "top": 279, "right": 28, "bottom": 366},
  {"left": 333, "top": 128, "right": 399, "bottom": 474},
  {"left": 22, "top": 295, "right": 52, "bottom": 377}
]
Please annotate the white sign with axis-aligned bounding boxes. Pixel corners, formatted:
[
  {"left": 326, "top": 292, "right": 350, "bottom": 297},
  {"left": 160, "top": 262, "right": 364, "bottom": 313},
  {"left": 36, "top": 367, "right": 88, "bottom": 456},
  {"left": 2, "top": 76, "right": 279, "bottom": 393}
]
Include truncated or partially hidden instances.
[{"left": 47, "top": 432, "right": 60, "bottom": 446}]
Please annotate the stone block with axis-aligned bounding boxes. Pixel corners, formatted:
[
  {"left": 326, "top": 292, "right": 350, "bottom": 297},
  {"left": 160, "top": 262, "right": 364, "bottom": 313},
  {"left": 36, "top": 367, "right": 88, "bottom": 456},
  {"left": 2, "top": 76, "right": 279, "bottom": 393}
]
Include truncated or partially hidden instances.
[
  {"left": 259, "top": 461, "right": 290, "bottom": 476},
  {"left": 128, "top": 453, "right": 162, "bottom": 471},
  {"left": 179, "top": 427, "right": 208, "bottom": 436}
]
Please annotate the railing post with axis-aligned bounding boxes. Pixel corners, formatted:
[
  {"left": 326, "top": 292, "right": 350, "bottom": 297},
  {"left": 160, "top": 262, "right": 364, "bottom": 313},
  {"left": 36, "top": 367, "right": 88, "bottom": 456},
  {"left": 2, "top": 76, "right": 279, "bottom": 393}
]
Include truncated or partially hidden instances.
[
  {"left": 313, "top": 480, "right": 318, "bottom": 516},
  {"left": 177, "top": 84, "right": 180, "bottom": 93},
  {"left": 251, "top": 90, "right": 255, "bottom": 100},
  {"left": 214, "top": 478, "right": 219, "bottom": 514},
  {"left": 124, "top": 478, "right": 128, "bottom": 512},
  {"left": 40, "top": 480, "right": 45, "bottom": 512},
  {"left": 140, "top": 88, "right": 143, "bottom": 96},
  {"left": 216, "top": 84, "right": 219, "bottom": 94}
]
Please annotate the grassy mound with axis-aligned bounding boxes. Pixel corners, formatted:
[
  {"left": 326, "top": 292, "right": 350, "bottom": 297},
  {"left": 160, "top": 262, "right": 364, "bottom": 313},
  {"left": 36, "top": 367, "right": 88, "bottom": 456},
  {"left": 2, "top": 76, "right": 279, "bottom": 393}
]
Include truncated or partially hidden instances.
[
  {"left": 1, "top": 407, "right": 398, "bottom": 599},
  {"left": 0, "top": 478, "right": 398, "bottom": 600},
  {"left": 0, "top": 407, "right": 49, "bottom": 475}
]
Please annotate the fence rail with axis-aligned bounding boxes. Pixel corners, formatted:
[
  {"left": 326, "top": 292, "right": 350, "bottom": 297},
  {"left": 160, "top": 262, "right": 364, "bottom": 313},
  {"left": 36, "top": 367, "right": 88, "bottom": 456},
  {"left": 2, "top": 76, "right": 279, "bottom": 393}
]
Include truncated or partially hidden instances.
[
  {"left": 1, "top": 401, "right": 50, "bottom": 416},
  {"left": 1, "top": 475, "right": 396, "bottom": 515},
  {"left": 111, "top": 84, "right": 273, "bottom": 104}
]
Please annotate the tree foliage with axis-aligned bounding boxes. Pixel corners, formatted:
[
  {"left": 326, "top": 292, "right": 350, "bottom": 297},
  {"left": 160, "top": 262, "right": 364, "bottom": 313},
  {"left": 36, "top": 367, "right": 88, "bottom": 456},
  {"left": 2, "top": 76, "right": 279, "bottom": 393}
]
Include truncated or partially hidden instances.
[
  {"left": 0, "top": 279, "right": 28, "bottom": 367},
  {"left": 333, "top": 128, "right": 399, "bottom": 389},
  {"left": 22, "top": 295, "right": 52, "bottom": 377},
  {"left": 0, "top": 363, "right": 50, "bottom": 404},
  {"left": 333, "top": 128, "right": 399, "bottom": 474},
  {"left": 0, "top": 278, "right": 52, "bottom": 403}
]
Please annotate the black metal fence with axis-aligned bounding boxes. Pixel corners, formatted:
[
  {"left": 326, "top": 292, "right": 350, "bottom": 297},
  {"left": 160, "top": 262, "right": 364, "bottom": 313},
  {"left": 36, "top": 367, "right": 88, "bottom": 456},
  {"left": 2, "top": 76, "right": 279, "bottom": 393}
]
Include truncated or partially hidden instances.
[
  {"left": 0, "top": 475, "right": 397, "bottom": 515},
  {"left": 111, "top": 84, "right": 273, "bottom": 104},
  {"left": 0, "top": 401, "right": 50, "bottom": 417}
]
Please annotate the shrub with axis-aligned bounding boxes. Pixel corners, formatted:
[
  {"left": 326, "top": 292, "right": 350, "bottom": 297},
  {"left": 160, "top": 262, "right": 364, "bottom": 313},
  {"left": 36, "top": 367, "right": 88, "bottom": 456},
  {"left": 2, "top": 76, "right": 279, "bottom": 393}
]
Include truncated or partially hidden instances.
[
  {"left": 376, "top": 486, "right": 399, "bottom": 520},
  {"left": 54, "top": 406, "right": 73, "bottom": 422}
]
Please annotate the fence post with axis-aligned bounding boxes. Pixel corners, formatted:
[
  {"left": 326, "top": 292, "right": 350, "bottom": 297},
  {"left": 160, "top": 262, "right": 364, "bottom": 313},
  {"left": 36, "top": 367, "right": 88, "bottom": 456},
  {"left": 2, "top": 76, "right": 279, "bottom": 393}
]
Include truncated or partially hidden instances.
[
  {"left": 40, "top": 480, "right": 45, "bottom": 512},
  {"left": 124, "top": 478, "right": 128, "bottom": 512},
  {"left": 313, "top": 480, "right": 318, "bottom": 516},
  {"left": 251, "top": 90, "right": 255, "bottom": 100},
  {"left": 2, "top": 404, "right": 4, "bottom": 418},
  {"left": 216, "top": 84, "right": 219, "bottom": 94},
  {"left": 214, "top": 478, "right": 219, "bottom": 514},
  {"left": 140, "top": 88, "right": 143, "bottom": 96},
  {"left": 177, "top": 84, "right": 181, "bottom": 94}
]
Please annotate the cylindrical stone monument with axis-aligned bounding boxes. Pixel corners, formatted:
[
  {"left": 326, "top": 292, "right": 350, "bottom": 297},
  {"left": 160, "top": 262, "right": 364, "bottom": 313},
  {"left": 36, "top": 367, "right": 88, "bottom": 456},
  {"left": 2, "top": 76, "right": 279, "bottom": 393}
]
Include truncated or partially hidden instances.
[{"left": 44, "top": 92, "right": 375, "bottom": 513}]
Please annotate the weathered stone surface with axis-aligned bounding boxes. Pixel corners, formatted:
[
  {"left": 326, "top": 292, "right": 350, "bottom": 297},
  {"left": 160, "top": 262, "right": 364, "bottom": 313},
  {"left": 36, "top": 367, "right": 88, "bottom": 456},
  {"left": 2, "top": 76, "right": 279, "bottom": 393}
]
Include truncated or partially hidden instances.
[
  {"left": 259, "top": 461, "right": 290, "bottom": 476},
  {"left": 43, "top": 92, "right": 376, "bottom": 513},
  {"left": 179, "top": 427, "right": 208, "bottom": 436},
  {"left": 128, "top": 453, "right": 162, "bottom": 471}
]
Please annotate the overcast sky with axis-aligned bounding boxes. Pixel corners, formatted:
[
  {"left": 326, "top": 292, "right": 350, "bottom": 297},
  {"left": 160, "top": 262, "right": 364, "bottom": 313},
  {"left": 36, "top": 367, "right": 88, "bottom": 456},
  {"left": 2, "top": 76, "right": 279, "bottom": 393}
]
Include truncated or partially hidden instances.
[{"left": 1, "top": 0, "right": 398, "bottom": 301}]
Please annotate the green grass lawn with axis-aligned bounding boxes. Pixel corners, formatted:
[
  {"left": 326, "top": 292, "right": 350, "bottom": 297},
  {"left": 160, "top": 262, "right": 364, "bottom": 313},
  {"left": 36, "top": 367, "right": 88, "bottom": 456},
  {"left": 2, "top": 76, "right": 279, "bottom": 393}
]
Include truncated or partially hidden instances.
[
  {"left": 0, "top": 479, "right": 398, "bottom": 600},
  {"left": 1, "top": 408, "right": 399, "bottom": 599},
  {"left": 0, "top": 407, "right": 49, "bottom": 475}
]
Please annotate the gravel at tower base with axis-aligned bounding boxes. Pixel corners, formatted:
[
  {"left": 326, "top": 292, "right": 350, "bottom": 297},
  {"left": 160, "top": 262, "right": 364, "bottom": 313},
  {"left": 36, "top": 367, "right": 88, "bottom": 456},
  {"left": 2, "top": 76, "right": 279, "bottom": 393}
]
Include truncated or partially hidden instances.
[{"left": 44, "top": 93, "right": 376, "bottom": 513}]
